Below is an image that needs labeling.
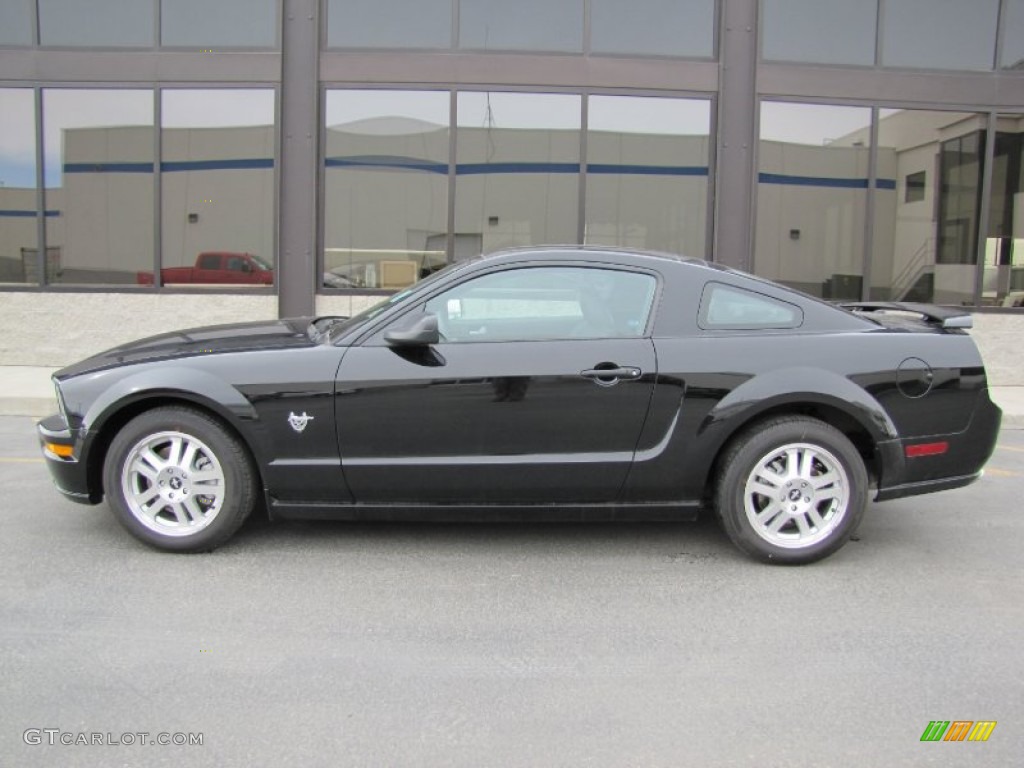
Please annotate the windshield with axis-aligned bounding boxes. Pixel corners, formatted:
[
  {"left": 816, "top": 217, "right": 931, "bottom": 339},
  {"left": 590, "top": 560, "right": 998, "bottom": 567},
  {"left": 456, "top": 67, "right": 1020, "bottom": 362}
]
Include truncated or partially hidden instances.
[
  {"left": 325, "top": 261, "right": 470, "bottom": 343},
  {"left": 250, "top": 254, "right": 274, "bottom": 271}
]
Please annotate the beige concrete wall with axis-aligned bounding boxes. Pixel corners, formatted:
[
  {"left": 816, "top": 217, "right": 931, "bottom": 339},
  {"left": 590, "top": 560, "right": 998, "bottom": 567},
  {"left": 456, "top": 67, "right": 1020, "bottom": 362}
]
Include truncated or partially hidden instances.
[
  {"left": 969, "top": 312, "right": 1024, "bottom": 386},
  {"left": 0, "top": 292, "right": 277, "bottom": 367},
  {"left": 0, "top": 291, "right": 1019, "bottom": 387}
]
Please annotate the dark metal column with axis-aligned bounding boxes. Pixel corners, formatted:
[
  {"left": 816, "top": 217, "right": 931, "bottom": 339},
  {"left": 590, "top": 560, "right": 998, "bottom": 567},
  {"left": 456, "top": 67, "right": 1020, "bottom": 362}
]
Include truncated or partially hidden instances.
[
  {"left": 714, "top": 0, "right": 758, "bottom": 270},
  {"left": 278, "top": 0, "right": 319, "bottom": 318}
]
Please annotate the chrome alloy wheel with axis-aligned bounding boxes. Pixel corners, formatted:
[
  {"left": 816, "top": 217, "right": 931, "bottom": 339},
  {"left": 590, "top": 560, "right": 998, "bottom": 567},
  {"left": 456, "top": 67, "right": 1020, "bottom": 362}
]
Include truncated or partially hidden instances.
[
  {"left": 120, "top": 430, "right": 226, "bottom": 536},
  {"left": 742, "top": 442, "right": 850, "bottom": 549}
]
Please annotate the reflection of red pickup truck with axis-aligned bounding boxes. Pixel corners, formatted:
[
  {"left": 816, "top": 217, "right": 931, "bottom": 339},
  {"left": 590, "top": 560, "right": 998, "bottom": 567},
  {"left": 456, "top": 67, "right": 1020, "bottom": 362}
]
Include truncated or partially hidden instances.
[{"left": 137, "top": 252, "right": 274, "bottom": 285}]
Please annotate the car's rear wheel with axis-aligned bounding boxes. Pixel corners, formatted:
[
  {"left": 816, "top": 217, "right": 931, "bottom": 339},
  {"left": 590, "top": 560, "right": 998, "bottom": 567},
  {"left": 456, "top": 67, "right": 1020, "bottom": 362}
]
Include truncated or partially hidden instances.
[
  {"left": 715, "top": 416, "right": 867, "bottom": 564},
  {"left": 103, "top": 406, "right": 257, "bottom": 552}
]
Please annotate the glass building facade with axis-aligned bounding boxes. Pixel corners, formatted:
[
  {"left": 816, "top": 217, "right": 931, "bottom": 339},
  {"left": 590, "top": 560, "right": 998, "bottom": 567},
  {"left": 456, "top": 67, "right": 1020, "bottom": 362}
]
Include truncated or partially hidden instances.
[{"left": 2, "top": 0, "right": 1024, "bottom": 317}]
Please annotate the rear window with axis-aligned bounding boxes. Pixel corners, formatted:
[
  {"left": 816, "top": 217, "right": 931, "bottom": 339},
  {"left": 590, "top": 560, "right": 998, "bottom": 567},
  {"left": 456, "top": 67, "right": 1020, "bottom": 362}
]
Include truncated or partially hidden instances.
[{"left": 698, "top": 282, "right": 803, "bottom": 330}]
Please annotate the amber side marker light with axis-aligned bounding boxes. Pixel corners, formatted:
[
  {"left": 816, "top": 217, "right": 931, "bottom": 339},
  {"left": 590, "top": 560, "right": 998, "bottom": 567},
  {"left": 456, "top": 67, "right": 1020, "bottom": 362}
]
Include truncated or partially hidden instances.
[
  {"left": 905, "top": 442, "right": 949, "bottom": 458},
  {"left": 44, "top": 443, "right": 74, "bottom": 458}
]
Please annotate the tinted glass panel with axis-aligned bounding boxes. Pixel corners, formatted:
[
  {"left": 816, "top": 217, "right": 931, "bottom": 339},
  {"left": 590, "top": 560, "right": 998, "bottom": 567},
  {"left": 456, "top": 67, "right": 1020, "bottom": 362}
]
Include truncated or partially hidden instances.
[
  {"left": 0, "top": 89, "right": 37, "bottom": 284},
  {"left": 456, "top": 92, "right": 580, "bottom": 251},
  {"left": 424, "top": 267, "right": 657, "bottom": 341},
  {"left": 762, "top": 0, "right": 876, "bottom": 66},
  {"left": 161, "top": 0, "right": 277, "bottom": 48},
  {"left": 459, "top": 0, "right": 582, "bottom": 52},
  {"left": 984, "top": 121, "right": 1024, "bottom": 306},
  {"left": 323, "top": 90, "right": 450, "bottom": 290},
  {"left": 42, "top": 90, "right": 154, "bottom": 285},
  {"left": 161, "top": 90, "right": 276, "bottom": 287},
  {"left": 590, "top": 0, "right": 714, "bottom": 58},
  {"left": 0, "top": 0, "right": 33, "bottom": 46},
  {"left": 699, "top": 283, "right": 802, "bottom": 329},
  {"left": 1001, "top": 0, "right": 1024, "bottom": 69},
  {"left": 871, "top": 109, "right": 981, "bottom": 304},
  {"left": 586, "top": 96, "right": 710, "bottom": 256},
  {"left": 755, "top": 102, "right": 871, "bottom": 299},
  {"left": 39, "top": 0, "right": 154, "bottom": 47},
  {"left": 326, "top": 0, "right": 451, "bottom": 49},
  {"left": 881, "top": 0, "right": 997, "bottom": 71}
]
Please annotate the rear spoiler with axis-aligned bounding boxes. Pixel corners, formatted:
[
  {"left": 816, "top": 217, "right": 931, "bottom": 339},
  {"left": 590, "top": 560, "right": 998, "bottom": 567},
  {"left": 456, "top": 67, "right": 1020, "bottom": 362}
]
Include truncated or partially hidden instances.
[{"left": 838, "top": 301, "right": 973, "bottom": 330}]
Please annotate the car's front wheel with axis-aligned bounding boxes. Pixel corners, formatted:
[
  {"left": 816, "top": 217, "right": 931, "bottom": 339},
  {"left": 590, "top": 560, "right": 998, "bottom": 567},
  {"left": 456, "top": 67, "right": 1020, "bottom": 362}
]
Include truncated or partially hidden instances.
[
  {"left": 715, "top": 416, "right": 867, "bottom": 564},
  {"left": 103, "top": 406, "right": 257, "bottom": 552}
]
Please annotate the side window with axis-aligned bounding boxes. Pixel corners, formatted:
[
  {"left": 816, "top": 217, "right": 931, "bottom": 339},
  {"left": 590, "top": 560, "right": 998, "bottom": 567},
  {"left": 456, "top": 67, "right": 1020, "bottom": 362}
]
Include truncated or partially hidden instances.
[
  {"left": 197, "top": 253, "right": 219, "bottom": 270},
  {"left": 699, "top": 282, "right": 803, "bottom": 330},
  {"left": 423, "top": 266, "right": 657, "bottom": 342}
]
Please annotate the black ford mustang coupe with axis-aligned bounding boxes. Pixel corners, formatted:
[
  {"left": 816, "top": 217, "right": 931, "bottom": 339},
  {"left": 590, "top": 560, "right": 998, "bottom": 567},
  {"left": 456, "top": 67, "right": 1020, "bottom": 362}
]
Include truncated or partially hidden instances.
[{"left": 38, "top": 247, "right": 1002, "bottom": 563}]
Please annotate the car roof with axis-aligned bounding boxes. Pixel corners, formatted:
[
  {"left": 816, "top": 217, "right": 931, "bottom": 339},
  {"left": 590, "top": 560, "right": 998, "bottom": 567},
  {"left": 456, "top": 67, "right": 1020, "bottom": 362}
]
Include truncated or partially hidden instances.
[{"left": 479, "top": 244, "right": 727, "bottom": 272}]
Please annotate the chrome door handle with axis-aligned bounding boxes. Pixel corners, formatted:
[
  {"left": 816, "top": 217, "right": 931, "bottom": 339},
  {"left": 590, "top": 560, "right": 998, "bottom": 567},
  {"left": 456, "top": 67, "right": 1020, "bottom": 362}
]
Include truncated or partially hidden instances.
[{"left": 580, "top": 366, "right": 642, "bottom": 385}]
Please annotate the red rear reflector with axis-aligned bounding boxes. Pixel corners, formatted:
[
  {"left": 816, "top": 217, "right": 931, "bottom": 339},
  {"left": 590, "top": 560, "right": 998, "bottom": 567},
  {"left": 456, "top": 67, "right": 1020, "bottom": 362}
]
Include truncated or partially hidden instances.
[{"left": 905, "top": 441, "right": 949, "bottom": 458}]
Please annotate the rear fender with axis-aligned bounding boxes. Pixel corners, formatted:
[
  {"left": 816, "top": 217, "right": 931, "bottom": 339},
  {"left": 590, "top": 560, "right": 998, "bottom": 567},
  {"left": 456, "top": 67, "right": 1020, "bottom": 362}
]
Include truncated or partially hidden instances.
[{"left": 702, "top": 366, "right": 898, "bottom": 443}]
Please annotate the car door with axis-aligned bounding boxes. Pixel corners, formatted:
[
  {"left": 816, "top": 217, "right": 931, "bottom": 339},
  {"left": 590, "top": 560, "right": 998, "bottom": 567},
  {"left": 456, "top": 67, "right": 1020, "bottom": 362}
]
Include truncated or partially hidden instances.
[{"left": 334, "top": 264, "right": 660, "bottom": 504}]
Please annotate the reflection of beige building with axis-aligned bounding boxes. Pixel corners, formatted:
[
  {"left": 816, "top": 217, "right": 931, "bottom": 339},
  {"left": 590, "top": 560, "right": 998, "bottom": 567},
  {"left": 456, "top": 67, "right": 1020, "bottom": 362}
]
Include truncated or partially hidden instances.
[{"left": 11, "top": 112, "right": 1017, "bottom": 304}]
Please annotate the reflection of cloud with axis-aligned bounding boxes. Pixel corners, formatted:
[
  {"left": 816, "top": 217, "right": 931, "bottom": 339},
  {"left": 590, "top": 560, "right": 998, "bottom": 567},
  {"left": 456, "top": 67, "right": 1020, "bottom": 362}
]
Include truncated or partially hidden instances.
[
  {"left": 0, "top": 90, "right": 36, "bottom": 172},
  {"left": 328, "top": 116, "right": 447, "bottom": 136}
]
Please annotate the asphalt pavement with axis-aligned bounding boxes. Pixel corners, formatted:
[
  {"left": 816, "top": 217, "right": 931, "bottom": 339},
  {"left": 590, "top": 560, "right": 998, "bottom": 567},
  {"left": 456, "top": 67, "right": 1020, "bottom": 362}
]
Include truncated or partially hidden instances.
[{"left": 1, "top": 415, "right": 1021, "bottom": 767}]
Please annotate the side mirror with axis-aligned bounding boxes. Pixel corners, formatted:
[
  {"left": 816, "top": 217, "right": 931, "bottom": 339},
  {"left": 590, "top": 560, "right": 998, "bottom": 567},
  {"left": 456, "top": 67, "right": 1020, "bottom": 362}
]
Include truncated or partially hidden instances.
[{"left": 384, "top": 313, "right": 440, "bottom": 347}]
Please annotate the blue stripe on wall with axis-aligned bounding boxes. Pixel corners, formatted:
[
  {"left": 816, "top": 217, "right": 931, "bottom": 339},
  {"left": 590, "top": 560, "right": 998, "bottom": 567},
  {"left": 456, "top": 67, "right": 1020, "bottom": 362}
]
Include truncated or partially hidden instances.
[
  {"left": 162, "top": 158, "right": 274, "bottom": 172},
  {"left": 63, "top": 159, "right": 275, "bottom": 174},
  {"left": 457, "top": 162, "right": 581, "bottom": 175},
  {"left": 57, "top": 157, "right": 897, "bottom": 190},
  {"left": 325, "top": 155, "right": 448, "bottom": 174},
  {"left": 325, "top": 157, "right": 711, "bottom": 176},
  {"left": 64, "top": 162, "right": 154, "bottom": 174},
  {"left": 760, "top": 172, "right": 896, "bottom": 190},
  {"left": 0, "top": 209, "right": 60, "bottom": 217}
]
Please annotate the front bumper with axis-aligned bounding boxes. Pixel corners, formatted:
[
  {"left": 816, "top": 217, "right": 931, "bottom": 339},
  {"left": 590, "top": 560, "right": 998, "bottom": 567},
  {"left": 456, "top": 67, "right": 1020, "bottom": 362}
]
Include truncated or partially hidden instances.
[{"left": 37, "top": 414, "right": 99, "bottom": 504}]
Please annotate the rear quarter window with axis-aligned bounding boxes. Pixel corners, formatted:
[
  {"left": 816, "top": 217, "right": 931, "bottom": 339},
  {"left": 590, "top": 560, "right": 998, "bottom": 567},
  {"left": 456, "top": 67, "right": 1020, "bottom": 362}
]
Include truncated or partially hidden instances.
[{"left": 698, "top": 282, "right": 803, "bottom": 330}]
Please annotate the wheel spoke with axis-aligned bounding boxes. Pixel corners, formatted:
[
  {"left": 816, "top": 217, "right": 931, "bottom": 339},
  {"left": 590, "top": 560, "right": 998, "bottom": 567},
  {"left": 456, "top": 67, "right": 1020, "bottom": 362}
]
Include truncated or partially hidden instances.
[
  {"left": 799, "top": 449, "right": 815, "bottom": 479},
  {"left": 190, "top": 470, "right": 222, "bottom": 485},
  {"left": 139, "top": 448, "right": 165, "bottom": 474},
  {"left": 180, "top": 441, "right": 199, "bottom": 471},
  {"left": 133, "top": 485, "right": 161, "bottom": 508},
  {"left": 182, "top": 497, "right": 204, "bottom": 523},
  {"left": 768, "top": 512, "right": 791, "bottom": 533},
  {"left": 807, "top": 507, "right": 825, "bottom": 529},
  {"left": 784, "top": 448, "right": 800, "bottom": 478},
  {"left": 754, "top": 500, "right": 783, "bottom": 524},
  {"left": 165, "top": 437, "right": 184, "bottom": 468},
  {"left": 794, "top": 514, "right": 811, "bottom": 536},
  {"left": 168, "top": 502, "right": 188, "bottom": 526},
  {"left": 753, "top": 467, "right": 786, "bottom": 489},
  {"left": 811, "top": 472, "right": 839, "bottom": 491}
]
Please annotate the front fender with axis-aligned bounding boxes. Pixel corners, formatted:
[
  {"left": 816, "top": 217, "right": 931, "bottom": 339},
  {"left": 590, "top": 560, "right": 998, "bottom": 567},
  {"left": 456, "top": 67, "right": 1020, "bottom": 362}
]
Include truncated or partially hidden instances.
[{"left": 77, "top": 366, "right": 258, "bottom": 432}]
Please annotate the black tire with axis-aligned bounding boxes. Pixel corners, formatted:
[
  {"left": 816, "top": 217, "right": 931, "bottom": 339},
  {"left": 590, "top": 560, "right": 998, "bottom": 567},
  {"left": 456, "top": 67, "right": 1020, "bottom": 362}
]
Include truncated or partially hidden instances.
[
  {"left": 714, "top": 416, "right": 867, "bottom": 564},
  {"left": 103, "top": 406, "right": 258, "bottom": 552}
]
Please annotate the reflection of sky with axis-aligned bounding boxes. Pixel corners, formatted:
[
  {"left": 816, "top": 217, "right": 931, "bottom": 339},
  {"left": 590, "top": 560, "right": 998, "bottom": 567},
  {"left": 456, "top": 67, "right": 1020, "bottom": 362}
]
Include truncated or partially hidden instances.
[
  {"left": 761, "top": 102, "right": 872, "bottom": 145},
  {"left": 0, "top": 89, "right": 36, "bottom": 189},
  {"left": 324, "top": 89, "right": 712, "bottom": 135}
]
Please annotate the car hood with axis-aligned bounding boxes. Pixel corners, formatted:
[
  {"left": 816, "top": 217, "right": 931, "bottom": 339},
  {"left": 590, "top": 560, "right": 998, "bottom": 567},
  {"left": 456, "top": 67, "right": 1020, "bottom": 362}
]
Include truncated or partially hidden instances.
[{"left": 56, "top": 317, "right": 318, "bottom": 379}]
